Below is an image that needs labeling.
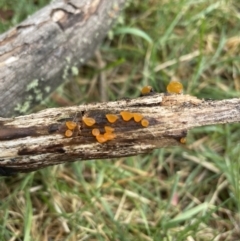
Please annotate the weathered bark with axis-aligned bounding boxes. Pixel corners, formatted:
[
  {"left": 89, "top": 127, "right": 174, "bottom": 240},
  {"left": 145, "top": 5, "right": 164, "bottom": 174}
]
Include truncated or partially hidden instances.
[
  {"left": 0, "top": 93, "right": 240, "bottom": 175},
  {"left": 0, "top": 0, "right": 125, "bottom": 118}
]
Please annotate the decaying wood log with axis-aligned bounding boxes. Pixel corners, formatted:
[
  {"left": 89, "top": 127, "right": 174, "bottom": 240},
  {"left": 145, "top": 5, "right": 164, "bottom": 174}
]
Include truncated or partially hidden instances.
[
  {"left": 0, "top": 0, "right": 125, "bottom": 118},
  {"left": 0, "top": 93, "right": 240, "bottom": 175}
]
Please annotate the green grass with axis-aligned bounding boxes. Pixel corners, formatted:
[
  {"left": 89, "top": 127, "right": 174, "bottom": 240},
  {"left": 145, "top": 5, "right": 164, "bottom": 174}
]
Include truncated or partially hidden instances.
[
  {"left": 1, "top": 0, "right": 240, "bottom": 240},
  {"left": 0, "top": 0, "right": 48, "bottom": 32}
]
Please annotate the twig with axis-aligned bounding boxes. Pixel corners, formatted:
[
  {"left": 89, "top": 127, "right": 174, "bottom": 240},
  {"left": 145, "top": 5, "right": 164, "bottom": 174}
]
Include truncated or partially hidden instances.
[{"left": 0, "top": 93, "right": 240, "bottom": 174}]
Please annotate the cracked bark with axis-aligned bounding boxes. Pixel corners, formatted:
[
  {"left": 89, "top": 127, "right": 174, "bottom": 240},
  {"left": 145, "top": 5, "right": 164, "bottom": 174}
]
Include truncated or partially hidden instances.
[
  {"left": 0, "top": 0, "right": 125, "bottom": 117},
  {"left": 0, "top": 93, "right": 240, "bottom": 175}
]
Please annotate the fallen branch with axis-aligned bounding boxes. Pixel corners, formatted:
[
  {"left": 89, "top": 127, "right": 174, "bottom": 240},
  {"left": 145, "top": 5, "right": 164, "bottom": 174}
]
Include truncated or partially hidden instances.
[
  {"left": 0, "top": 0, "right": 125, "bottom": 117},
  {"left": 0, "top": 93, "right": 240, "bottom": 174}
]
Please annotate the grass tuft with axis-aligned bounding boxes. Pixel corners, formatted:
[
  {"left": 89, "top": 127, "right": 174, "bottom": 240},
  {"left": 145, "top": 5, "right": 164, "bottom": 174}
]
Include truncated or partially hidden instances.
[{"left": 1, "top": 0, "right": 240, "bottom": 240}]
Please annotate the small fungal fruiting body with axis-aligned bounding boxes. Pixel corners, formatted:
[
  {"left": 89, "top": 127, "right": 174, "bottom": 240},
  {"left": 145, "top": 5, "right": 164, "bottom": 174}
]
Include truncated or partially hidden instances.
[
  {"left": 104, "top": 126, "right": 114, "bottom": 133},
  {"left": 66, "top": 121, "right": 77, "bottom": 130},
  {"left": 141, "top": 86, "right": 153, "bottom": 95},
  {"left": 133, "top": 113, "right": 143, "bottom": 122},
  {"left": 92, "top": 128, "right": 100, "bottom": 137},
  {"left": 104, "top": 132, "right": 116, "bottom": 141},
  {"left": 65, "top": 129, "right": 73, "bottom": 138},
  {"left": 167, "top": 81, "right": 183, "bottom": 94},
  {"left": 82, "top": 117, "right": 96, "bottom": 126},
  {"left": 106, "top": 114, "right": 118, "bottom": 123},
  {"left": 96, "top": 134, "right": 107, "bottom": 143},
  {"left": 141, "top": 119, "right": 149, "bottom": 127},
  {"left": 180, "top": 137, "right": 186, "bottom": 144},
  {"left": 120, "top": 111, "right": 133, "bottom": 121}
]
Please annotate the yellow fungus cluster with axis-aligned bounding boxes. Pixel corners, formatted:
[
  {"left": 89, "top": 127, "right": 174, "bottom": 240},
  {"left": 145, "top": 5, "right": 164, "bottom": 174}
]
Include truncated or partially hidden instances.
[
  {"left": 142, "top": 80, "right": 183, "bottom": 95},
  {"left": 82, "top": 116, "right": 115, "bottom": 143},
  {"left": 65, "top": 121, "right": 78, "bottom": 138},
  {"left": 82, "top": 115, "right": 117, "bottom": 143},
  {"left": 91, "top": 126, "right": 116, "bottom": 143},
  {"left": 93, "top": 111, "right": 149, "bottom": 143},
  {"left": 64, "top": 110, "right": 149, "bottom": 143},
  {"left": 64, "top": 82, "right": 186, "bottom": 144},
  {"left": 119, "top": 111, "right": 149, "bottom": 127}
]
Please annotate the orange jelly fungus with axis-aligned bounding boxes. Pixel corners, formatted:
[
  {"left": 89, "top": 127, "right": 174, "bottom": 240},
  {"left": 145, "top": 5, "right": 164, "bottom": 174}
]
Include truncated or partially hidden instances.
[
  {"left": 65, "top": 129, "right": 73, "bottom": 137},
  {"left": 106, "top": 114, "right": 118, "bottom": 123},
  {"left": 133, "top": 113, "right": 143, "bottom": 122},
  {"left": 104, "top": 132, "right": 116, "bottom": 140},
  {"left": 141, "top": 86, "right": 153, "bottom": 95},
  {"left": 96, "top": 134, "right": 107, "bottom": 143},
  {"left": 167, "top": 81, "right": 183, "bottom": 94},
  {"left": 104, "top": 126, "right": 114, "bottom": 133},
  {"left": 92, "top": 128, "right": 100, "bottom": 136},
  {"left": 82, "top": 117, "right": 96, "bottom": 126},
  {"left": 141, "top": 119, "right": 149, "bottom": 127},
  {"left": 66, "top": 121, "right": 77, "bottom": 130},
  {"left": 120, "top": 111, "right": 133, "bottom": 121},
  {"left": 180, "top": 137, "right": 186, "bottom": 144}
]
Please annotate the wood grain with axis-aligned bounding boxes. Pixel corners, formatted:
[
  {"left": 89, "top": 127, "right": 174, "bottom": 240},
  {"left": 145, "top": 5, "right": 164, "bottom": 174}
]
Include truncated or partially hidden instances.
[{"left": 1, "top": 93, "right": 240, "bottom": 174}]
